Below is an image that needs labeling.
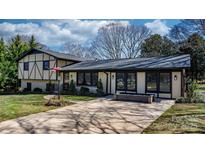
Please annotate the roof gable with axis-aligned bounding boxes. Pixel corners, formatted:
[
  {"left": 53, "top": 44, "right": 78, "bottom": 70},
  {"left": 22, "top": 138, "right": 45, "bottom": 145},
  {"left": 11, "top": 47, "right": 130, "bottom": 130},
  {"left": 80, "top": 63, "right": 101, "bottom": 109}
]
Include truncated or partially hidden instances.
[{"left": 16, "top": 48, "right": 86, "bottom": 62}]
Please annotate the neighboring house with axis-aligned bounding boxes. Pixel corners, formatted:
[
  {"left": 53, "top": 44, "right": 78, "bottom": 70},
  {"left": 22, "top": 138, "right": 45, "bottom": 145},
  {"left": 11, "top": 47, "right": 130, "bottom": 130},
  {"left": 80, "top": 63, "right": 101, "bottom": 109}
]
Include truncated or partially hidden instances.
[
  {"left": 16, "top": 48, "right": 84, "bottom": 91},
  {"left": 17, "top": 48, "right": 191, "bottom": 99}
]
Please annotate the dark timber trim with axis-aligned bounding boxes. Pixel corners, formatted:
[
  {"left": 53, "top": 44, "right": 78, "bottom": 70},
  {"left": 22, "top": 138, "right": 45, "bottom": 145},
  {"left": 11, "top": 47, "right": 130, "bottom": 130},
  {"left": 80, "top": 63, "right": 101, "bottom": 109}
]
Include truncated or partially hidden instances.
[{"left": 104, "top": 72, "right": 109, "bottom": 94}]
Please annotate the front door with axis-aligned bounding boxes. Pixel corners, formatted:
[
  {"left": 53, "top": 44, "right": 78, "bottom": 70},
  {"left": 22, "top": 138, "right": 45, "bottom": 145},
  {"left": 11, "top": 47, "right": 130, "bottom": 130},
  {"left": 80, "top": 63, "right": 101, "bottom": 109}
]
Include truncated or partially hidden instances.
[
  {"left": 116, "top": 72, "right": 136, "bottom": 92},
  {"left": 27, "top": 82, "right": 32, "bottom": 91}
]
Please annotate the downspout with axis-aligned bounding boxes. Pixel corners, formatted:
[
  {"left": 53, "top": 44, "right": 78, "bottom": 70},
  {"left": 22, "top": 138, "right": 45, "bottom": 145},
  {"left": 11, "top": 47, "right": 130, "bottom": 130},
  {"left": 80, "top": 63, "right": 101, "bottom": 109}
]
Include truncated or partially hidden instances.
[{"left": 104, "top": 72, "right": 109, "bottom": 94}]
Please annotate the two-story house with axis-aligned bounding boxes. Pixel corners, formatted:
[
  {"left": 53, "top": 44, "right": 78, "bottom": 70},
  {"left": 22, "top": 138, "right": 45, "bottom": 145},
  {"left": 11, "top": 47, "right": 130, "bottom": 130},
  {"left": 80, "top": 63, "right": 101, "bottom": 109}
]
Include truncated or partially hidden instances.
[{"left": 16, "top": 48, "right": 84, "bottom": 91}]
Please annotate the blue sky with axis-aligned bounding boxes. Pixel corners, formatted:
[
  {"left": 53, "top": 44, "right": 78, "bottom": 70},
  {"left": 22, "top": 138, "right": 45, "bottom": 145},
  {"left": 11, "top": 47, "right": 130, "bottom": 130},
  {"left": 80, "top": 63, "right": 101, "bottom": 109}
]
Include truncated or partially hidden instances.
[{"left": 0, "top": 19, "right": 180, "bottom": 50}]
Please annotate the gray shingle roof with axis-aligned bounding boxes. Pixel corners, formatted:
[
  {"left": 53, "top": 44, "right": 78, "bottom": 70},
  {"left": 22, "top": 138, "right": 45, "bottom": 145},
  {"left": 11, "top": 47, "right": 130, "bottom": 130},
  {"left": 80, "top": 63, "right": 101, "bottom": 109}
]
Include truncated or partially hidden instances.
[
  {"left": 16, "top": 48, "right": 87, "bottom": 62},
  {"left": 61, "top": 54, "right": 191, "bottom": 71}
]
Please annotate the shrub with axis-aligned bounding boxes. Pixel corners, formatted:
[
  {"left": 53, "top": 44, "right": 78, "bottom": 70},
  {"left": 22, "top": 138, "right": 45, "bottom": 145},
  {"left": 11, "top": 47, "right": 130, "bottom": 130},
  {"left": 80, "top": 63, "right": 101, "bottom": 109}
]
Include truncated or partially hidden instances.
[
  {"left": 176, "top": 97, "right": 191, "bottom": 103},
  {"left": 176, "top": 96, "right": 204, "bottom": 103},
  {"left": 186, "top": 78, "right": 198, "bottom": 99},
  {"left": 80, "top": 87, "right": 90, "bottom": 96},
  {"left": 33, "top": 87, "right": 43, "bottom": 93},
  {"left": 22, "top": 88, "right": 29, "bottom": 92},
  {"left": 63, "top": 83, "right": 69, "bottom": 91},
  {"left": 68, "top": 80, "right": 77, "bottom": 95},
  {"left": 96, "top": 79, "right": 104, "bottom": 96}
]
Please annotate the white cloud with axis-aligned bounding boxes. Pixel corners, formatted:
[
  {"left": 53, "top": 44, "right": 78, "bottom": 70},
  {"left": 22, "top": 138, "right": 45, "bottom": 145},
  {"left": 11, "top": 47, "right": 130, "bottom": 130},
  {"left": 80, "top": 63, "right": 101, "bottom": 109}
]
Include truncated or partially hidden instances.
[
  {"left": 0, "top": 19, "right": 129, "bottom": 49},
  {"left": 145, "top": 20, "right": 170, "bottom": 36}
]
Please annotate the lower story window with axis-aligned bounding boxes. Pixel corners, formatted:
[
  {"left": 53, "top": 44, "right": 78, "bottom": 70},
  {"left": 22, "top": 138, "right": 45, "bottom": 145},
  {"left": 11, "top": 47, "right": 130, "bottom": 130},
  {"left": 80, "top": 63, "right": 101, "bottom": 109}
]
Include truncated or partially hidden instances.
[
  {"left": 116, "top": 73, "right": 125, "bottom": 90},
  {"left": 146, "top": 72, "right": 171, "bottom": 93},
  {"left": 160, "top": 72, "right": 171, "bottom": 93},
  {"left": 127, "top": 73, "right": 136, "bottom": 91},
  {"left": 77, "top": 72, "right": 98, "bottom": 86},
  {"left": 63, "top": 73, "right": 69, "bottom": 90},
  {"left": 116, "top": 72, "right": 136, "bottom": 91},
  {"left": 146, "top": 72, "right": 157, "bottom": 92}
]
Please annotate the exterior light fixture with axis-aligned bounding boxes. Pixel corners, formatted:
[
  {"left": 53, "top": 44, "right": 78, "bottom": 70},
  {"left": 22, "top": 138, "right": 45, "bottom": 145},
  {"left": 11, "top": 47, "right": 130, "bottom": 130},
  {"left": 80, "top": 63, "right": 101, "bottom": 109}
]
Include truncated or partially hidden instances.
[
  {"left": 174, "top": 75, "right": 177, "bottom": 81},
  {"left": 112, "top": 74, "right": 115, "bottom": 79},
  {"left": 70, "top": 74, "right": 73, "bottom": 79}
]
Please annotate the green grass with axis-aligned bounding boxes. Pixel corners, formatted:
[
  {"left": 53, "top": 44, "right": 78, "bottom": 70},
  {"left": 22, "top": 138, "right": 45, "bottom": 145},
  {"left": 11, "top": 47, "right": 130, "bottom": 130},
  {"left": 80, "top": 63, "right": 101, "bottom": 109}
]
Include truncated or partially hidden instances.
[
  {"left": 196, "top": 84, "right": 205, "bottom": 93},
  {"left": 0, "top": 94, "right": 96, "bottom": 122},
  {"left": 63, "top": 95, "right": 96, "bottom": 101},
  {"left": 0, "top": 94, "right": 57, "bottom": 122},
  {"left": 143, "top": 103, "right": 205, "bottom": 134}
]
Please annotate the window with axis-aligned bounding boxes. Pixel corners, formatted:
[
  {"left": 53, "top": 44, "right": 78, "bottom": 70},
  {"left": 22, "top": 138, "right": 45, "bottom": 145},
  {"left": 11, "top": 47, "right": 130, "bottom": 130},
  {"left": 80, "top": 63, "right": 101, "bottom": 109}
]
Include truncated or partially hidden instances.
[
  {"left": 116, "top": 73, "right": 125, "bottom": 90},
  {"left": 24, "top": 62, "right": 29, "bottom": 71},
  {"left": 116, "top": 72, "right": 136, "bottom": 91},
  {"left": 63, "top": 73, "right": 69, "bottom": 90},
  {"left": 43, "top": 61, "right": 50, "bottom": 70},
  {"left": 160, "top": 73, "right": 171, "bottom": 92},
  {"left": 127, "top": 73, "right": 136, "bottom": 91},
  {"left": 92, "top": 72, "right": 98, "bottom": 86},
  {"left": 146, "top": 72, "right": 171, "bottom": 94},
  {"left": 64, "top": 73, "right": 69, "bottom": 83},
  {"left": 77, "top": 72, "right": 98, "bottom": 86},
  {"left": 77, "top": 72, "right": 84, "bottom": 85},
  {"left": 85, "top": 73, "right": 91, "bottom": 85},
  {"left": 146, "top": 72, "right": 157, "bottom": 92}
]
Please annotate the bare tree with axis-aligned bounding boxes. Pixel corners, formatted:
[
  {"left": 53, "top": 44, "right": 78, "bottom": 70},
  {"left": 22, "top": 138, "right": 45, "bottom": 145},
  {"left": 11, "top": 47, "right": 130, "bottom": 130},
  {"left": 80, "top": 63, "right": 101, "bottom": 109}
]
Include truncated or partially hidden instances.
[
  {"left": 91, "top": 23, "right": 123, "bottom": 59},
  {"left": 121, "top": 25, "right": 150, "bottom": 58},
  {"left": 91, "top": 23, "right": 150, "bottom": 59},
  {"left": 63, "top": 41, "right": 95, "bottom": 59},
  {"left": 169, "top": 19, "right": 205, "bottom": 42}
]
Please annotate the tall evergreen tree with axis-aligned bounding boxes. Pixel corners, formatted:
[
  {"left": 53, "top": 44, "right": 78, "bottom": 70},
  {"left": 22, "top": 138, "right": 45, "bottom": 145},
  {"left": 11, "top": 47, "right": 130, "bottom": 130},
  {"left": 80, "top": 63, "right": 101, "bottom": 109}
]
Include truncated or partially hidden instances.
[
  {"left": 7, "top": 35, "right": 29, "bottom": 61},
  {"left": 140, "top": 34, "right": 177, "bottom": 57},
  {"left": 0, "top": 35, "right": 29, "bottom": 91},
  {"left": 178, "top": 33, "right": 205, "bottom": 80},
  {"left": 29, "top": 35, "right": 41, "bottom": 49},
  {"left": 0, "top": 38, "right": 5, "bottom": 60}
]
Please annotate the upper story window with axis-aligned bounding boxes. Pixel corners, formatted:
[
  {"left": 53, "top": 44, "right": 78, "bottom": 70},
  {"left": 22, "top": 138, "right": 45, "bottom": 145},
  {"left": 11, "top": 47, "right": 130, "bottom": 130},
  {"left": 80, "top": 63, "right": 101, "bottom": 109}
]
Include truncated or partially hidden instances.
[
  {"left": 77, "top": 72, "right": 98, "bottom": 86},
  {"left": 43, "top": 61, "right": 50, "bottom": 70},
  {"left": 24, "top": 62, "right": 29, "bottom": 71}
]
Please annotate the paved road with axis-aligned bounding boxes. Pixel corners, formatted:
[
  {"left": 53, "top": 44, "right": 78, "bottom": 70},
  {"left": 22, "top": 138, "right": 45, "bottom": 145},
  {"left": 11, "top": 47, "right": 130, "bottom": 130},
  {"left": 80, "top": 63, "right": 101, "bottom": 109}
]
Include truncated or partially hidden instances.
[{"left": 0, "top": 98, "right": 174, "bottom": 134}]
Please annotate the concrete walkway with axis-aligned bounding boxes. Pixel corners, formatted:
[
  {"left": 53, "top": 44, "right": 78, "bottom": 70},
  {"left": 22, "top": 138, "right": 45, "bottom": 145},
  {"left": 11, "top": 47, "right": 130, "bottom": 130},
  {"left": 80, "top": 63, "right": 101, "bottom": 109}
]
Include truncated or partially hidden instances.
[{"left": 0, "top": 97, "right": 174, "bottom": 134}]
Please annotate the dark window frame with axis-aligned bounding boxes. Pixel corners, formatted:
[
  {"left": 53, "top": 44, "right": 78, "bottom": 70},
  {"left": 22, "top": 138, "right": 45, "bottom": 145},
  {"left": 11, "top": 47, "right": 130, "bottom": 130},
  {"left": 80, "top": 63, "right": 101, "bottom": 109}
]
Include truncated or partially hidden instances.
[
  {"left": 43, "top": 60, "right": 50, "bottom": 70},
  {"left": 146, "top": 72, "right": 158, "bottom": 93},
  {"left": 146, "top": 71, "right": 171, "bottom": 94},
  {"left": 116, "top": 72, "right": 137, "bottom": 92},
  {"left": 24, "top": 62, "right": 29, "bottom": 71},
  {"left": 159, "top": 72, "right": 171, "bottom": 93},
  {"left": 77, "top": 72, "right": 98, "bottom": 86}
]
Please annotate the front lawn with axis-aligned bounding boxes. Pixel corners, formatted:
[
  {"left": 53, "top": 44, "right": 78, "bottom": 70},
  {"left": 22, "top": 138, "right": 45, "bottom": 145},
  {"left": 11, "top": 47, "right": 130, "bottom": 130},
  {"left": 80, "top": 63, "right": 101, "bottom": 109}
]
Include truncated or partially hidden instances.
[
  {"left": 63, "top": 95, "right": 96, "bottom": 101},
  {"left": 0, "top": 94, "right": 96, "bottom": 122},
  {"left": 143, "top": 103, "right": 205, "bottom": 134},
  {"left": 196, "top": 84, "right": 205, "bottom": 93},
  {"left": 0, "top": 94, "right": 57, "bottom": 122}
]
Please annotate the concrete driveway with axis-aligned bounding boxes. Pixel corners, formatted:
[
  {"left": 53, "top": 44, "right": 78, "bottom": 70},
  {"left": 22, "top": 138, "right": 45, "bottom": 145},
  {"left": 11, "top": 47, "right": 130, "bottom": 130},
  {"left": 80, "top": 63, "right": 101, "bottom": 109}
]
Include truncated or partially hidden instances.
[{"left": 0, "top": 97, "right": 174, "bottom": 134}]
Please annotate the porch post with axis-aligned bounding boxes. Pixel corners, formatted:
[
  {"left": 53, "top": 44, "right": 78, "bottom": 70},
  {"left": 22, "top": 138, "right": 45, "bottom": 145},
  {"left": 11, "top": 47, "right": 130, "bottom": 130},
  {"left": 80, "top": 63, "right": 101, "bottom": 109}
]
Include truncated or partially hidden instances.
[{"left": 181, "top": 69, "right": 186, "bottom": 97}]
